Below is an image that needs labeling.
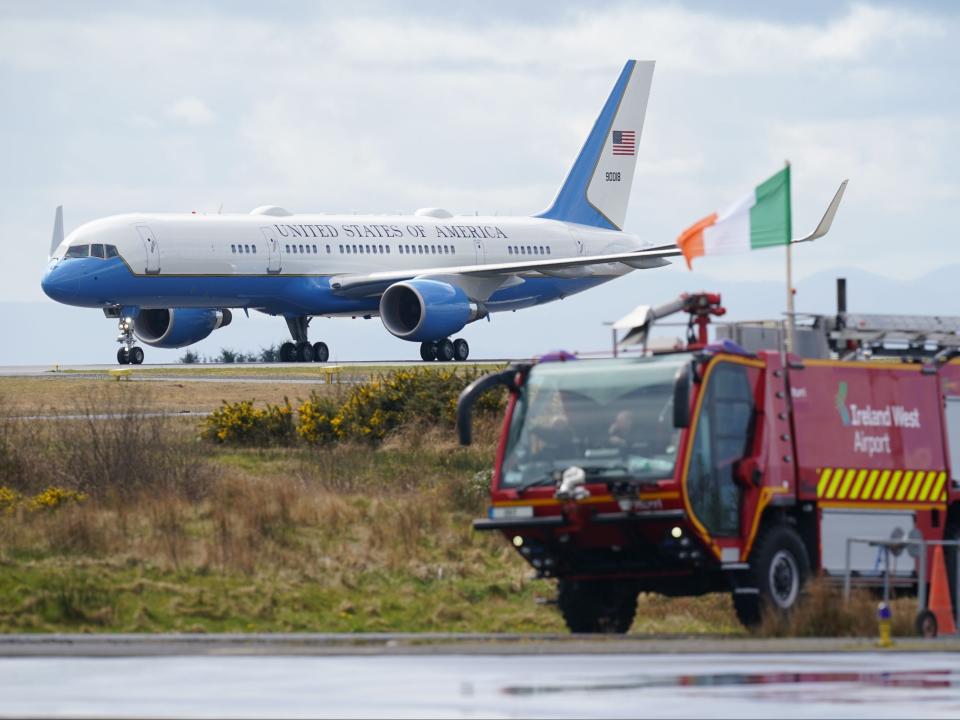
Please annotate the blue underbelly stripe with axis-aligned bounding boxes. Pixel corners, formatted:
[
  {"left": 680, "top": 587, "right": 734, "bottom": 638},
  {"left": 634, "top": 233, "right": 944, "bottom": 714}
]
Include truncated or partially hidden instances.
[{"left": 47, "top": 258, "right": 613, "bottom": 315}]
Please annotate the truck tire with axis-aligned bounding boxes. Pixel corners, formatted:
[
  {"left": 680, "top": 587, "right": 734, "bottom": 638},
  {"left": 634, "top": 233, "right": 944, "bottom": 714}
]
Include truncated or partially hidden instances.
[
  {"left": 557, "top": 579, "right": 637, "bottom": 634},
  {"left": 945, "top": 521, "right": 960, "bottom": 610},
  {"left": 733, "top": 524, "right": 811, "bottom": 629}
]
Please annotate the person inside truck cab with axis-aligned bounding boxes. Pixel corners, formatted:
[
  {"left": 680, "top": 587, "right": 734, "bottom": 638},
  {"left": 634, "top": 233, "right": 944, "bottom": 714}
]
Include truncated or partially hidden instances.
[{"left": 608, "top": 410, "right": 635, "bottom": 448}]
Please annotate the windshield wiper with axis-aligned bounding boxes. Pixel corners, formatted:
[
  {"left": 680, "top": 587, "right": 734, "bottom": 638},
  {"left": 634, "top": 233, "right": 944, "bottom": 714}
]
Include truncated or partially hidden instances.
[{"left": 515, "top": 475, "right": 556, "bottom": 495}]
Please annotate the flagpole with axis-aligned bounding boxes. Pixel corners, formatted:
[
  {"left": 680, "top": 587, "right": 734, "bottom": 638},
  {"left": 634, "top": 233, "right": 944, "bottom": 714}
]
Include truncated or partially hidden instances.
[{"left": 785, "top": 160, "right": 795, "bottom": 355}]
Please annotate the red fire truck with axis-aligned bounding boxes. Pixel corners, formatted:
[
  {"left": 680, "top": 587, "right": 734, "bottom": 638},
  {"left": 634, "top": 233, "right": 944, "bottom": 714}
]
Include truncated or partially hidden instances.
[{"left": 457, "top": 286, "right": 960, "bottom": 632}]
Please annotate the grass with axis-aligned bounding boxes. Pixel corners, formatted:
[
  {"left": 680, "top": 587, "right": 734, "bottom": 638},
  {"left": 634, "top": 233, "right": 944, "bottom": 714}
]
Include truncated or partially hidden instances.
[{"left": 0, "top": 378, "right": 921, "bottom": 636}]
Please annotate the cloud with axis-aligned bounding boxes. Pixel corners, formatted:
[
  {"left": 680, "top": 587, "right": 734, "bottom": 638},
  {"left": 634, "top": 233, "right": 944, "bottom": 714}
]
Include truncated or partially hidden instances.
[{"left": 165, "top": 96, "right": 216, "bottom": 126}]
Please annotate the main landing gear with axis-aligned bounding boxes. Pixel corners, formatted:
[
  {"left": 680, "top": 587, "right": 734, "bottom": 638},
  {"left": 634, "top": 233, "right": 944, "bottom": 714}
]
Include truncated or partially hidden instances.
[
  {"left": 420, "top": 338, "right": 469, "bottom": 362},
  {"left": 116, "top": 316, "right": 144, "bottom": 365},
  {"left": 279, "top": 316, "right": 330, "bottom": 363}
]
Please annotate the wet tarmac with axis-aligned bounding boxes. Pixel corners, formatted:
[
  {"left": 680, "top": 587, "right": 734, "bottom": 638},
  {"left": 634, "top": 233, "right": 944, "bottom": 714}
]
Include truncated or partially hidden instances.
[{"left": 1, "top": 636, "right": 959, "bottom": 718}]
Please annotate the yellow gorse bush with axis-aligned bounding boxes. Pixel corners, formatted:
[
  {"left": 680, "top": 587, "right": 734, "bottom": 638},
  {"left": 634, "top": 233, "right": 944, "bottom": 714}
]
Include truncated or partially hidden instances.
[
  {"left": 203, "top": 367, "right": 506, "bottom": 446},
  {"left": 28, "top": 486, "right": 88, "bottom": 511},
  {"left": 201, "top": 399, "right": 295, "bottom": 445},
  {"left": 0, "top": 486, "right": 87, "bottom": 513}
]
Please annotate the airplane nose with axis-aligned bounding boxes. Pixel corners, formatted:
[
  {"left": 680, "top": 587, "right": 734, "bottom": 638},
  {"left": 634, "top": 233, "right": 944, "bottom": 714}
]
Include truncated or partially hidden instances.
[{"left": 41, "top": 266, "right": 79, "bottom": 302}]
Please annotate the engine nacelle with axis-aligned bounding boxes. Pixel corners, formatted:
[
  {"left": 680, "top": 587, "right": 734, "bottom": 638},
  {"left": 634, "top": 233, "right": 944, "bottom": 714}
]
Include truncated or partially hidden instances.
[
  {"left": 379, "top": 280, "right": 485, "bottom": 342},
  {"left": 134, "top": 308, "right": 232, "bottom": 349}
]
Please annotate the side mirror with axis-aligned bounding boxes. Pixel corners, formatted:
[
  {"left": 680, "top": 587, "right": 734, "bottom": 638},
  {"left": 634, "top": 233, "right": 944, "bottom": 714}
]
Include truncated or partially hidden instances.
[
  {"left": 672, "top": 362, "right": 693, "bottom": 429},
  {"left": 456, "top": 367, "right": 523, "bottom": 446}
]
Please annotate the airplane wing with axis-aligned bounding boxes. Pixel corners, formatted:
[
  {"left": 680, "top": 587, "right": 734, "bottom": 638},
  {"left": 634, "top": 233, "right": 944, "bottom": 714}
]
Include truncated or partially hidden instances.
[{"left": 329, "top": 244, "right": 682, "bottom": 299}]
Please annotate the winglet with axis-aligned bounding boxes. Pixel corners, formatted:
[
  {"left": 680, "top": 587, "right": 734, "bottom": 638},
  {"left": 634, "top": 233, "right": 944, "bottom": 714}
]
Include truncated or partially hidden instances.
[
  {"left": 50, "top": 205, "right": 64, "bottom": 257},
  {"left": 792, "top": 180, "right": 847, "bottom": 244}
]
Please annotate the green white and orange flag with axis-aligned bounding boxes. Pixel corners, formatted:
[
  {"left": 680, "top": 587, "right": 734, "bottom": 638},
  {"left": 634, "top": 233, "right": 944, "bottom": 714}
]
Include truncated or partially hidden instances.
[{"left": 676, "top": 166, "right": 792, "bottom": 270}]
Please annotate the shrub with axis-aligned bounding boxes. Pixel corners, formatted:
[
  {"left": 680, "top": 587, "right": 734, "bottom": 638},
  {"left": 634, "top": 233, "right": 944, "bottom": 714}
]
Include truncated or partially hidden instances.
[
  {"left": 201, "top": 399, "right": 295, "bottom": 445},
  {"left": 28, "top": 487, "right": 88, "bottom": 512},
  {"left": 299, "top": 367, "right": 506, "bottom": 444},
  {"left": 0, "top": 486, "right": 20, "bottom": 514},
  {"left": 296, "top": 392, "right": 341, "bottom": 445},
  {"left": 179, "top": 350, "right": 200, "bottom": 364}
]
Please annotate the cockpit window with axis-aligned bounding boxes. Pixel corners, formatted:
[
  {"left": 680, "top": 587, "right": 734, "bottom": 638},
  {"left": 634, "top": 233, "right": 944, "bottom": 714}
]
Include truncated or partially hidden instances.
[
  {"left": 104, "top": 245, "right": 119, "bottom": 259},
  {"left": 91, "top": 244, "right": 105, "bottom": 259},
  {"left": 65, "top": 245, "right": 89, "bottom": 258}
]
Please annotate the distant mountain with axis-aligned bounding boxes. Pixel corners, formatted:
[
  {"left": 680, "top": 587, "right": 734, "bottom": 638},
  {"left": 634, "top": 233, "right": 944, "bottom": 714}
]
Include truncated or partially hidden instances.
[{"left": 5, "top": 265, "right": 958, "bottom": 365}]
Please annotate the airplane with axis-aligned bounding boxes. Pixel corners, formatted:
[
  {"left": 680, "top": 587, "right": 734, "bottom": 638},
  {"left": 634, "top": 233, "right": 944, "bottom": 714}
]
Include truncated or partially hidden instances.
[{"left": 40, "top": 60, "right": 841, "bottom": 365}]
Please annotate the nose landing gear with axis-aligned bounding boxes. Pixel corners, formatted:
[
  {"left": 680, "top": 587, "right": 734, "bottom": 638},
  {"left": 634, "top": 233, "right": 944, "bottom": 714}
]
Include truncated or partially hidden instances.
[
  {"left": 419, "top": 337, "right": 469, "bottom": 362},
  {"left": 116, "top": 316, "right": 144, "bottom": 365}
]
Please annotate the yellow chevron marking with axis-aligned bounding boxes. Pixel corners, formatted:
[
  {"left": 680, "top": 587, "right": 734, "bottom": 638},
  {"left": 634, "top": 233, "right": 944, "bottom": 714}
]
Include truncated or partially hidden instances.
[
  {"left": 837, "top": 469, "right": 857, "bottom": 499},
  {"left": 872, "top": 470, "right": 891, "bottom": 500},
  {"left": 918, "top": 471, "right": 937, "bottom": 501},
  {"left": 896, "top": 471, "right": 914, "bottom": 501},
  {"left": 861, "top": 470, "right": 880, "bottom": 500},
  {"left": 817, "top": 468, "right": 833, "bottom": 498},
  {"left": 906, "top": 471, "right": 923, "bottom": 501},
  {"left": 884, "top": 470, "right": 903, "bottom": 500},
  {"left": 931, "top": 472, "right": 947, "bottom": 503},
  {"left": 850, "top": 469, "right": 869, "bottom": 500},
  {"left": 826, "top": 468, "right": 846, "bottom": 499}
]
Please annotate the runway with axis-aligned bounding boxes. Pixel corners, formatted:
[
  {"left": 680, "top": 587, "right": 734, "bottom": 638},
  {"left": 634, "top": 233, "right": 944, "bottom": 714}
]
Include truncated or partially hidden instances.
[
  {"left": 0, "top": 633, "right": 960, "bottom": 719},
  {"left": 2, "top": 635, "right": 960, "bottom": 718},
  {"left": 0, "top": 360, "right": 511, "bottom": 379}
]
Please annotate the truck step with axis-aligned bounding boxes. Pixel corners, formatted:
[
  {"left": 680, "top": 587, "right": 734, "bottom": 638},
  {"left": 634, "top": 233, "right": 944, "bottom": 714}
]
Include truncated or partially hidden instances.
[{"left": 722, "top": 562, "right": 751, "bottom": 571}]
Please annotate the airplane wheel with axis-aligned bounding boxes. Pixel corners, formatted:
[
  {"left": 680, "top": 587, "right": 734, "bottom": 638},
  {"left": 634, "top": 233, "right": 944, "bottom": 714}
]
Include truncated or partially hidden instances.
[
  {"left": 420, "top": 342, "right": 437, "bottom": 362},
  {"left": 296, "top": 341, "right": 315, "bottom": 362},
  {"left": 117, "top": 348, "right": 129, "bottom": 365},
  {"left": 129, "top": 346, "right": 145, "bottom": 365},
  {"left": 279, "top": 342, "right": 296, "bottom": 362},
  {"left": 313, "top": 342, "right": 329, "bottom": 363},
  {"left": 436, "top": 339, "right": 455, "bottom": 362},
  {"left": 453, "top": 338, "right": 469, "bottom": 361}
]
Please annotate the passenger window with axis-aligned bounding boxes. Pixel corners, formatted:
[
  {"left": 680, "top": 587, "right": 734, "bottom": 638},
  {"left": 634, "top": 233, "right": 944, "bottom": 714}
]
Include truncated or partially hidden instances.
[
  {"left": 91, "top": 244, "right": 105, "bottom": 259},
  {"left": 314, "top": 244, "right": 319, "bottom": 253},
  {"left": 105, "top": 245, "right": 119, "bottom": 259},
  {"left": 285, "top": 245, "right": 290, "bottom": 253},
  {"left": 547, "top": 247, "right": 551, "bottom": 255},
  {"left": 65, "top": 245, "right": 89, "bottom": 258},
  {"left": 508, "top": 247, "right": 513, "bottom": 255},
  {"left": 252, "top": 245, "right": 257, "bottom": 254},
  {"left": 326, "top": 245, "right": 331, "bottom": 254},
  {"left": 244, "top": 244, "right": 249, "bottom": 253},
  {"left": 299, "top": 244, "right": 304, "bottom": 253}
]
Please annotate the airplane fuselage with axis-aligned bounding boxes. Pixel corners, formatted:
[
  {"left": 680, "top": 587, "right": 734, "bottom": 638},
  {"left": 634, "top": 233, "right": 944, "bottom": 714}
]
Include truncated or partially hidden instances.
[{"left": 42, "top": 210, "right": 643, "bottom": 317}]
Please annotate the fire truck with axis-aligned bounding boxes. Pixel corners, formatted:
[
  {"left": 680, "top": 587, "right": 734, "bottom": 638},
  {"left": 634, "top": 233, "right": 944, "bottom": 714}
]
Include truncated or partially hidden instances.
[{"left": 457, "top": 283, "right": 960, "bottom": 632}]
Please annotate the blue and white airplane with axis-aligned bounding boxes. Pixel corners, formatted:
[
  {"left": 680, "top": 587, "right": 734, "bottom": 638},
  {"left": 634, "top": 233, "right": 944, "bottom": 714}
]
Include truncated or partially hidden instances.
[{"left": 40, "top": 60, "right": 838, "bottom": 365}]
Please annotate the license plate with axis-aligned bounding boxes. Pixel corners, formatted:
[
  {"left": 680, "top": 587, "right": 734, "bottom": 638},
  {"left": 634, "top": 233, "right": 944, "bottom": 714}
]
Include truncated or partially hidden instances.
[{"left": 490, "top": 505, "right": 534, "bottom": 519}]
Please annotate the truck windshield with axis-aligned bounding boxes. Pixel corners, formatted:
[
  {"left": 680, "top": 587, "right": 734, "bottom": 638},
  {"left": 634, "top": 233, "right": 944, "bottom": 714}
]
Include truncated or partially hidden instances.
[{"left": 500, "top": 355, "right": 690, "bottom": 489}]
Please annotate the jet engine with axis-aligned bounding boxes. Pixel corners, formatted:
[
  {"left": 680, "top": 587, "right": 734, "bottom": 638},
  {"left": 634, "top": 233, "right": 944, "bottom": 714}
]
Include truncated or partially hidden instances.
[
  {"left": 379, "top": 280, "right": 485, "bottom": 342},
  {"left": 133, "top": 308, "right": 232, "bottom": 349}
]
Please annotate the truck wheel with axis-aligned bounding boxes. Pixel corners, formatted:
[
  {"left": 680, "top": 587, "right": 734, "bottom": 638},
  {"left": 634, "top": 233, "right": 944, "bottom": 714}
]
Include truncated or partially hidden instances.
[
  {"left": 734, "top": 524, "right": 810, "bottom": 629},
  {"left": 557, "top": 579, "right": 637, "bottom": 634},
  {"left": 915, "top": 609, "right": 938, "bottom": 638},
  {"left": 945, "top": 521, "right": 960, "bottom": 610}
]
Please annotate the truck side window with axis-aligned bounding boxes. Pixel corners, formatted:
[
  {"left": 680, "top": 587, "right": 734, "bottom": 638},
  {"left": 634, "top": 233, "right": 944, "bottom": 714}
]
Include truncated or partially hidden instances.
[{"left": 687, "top": 362, "right": 756, "bottom": 536}]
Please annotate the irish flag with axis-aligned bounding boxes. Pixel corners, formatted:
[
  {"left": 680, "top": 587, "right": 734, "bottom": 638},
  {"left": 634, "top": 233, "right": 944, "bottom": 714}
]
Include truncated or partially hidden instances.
[{"left": 676, "top": 166, "right": 792, "bottom": 269}]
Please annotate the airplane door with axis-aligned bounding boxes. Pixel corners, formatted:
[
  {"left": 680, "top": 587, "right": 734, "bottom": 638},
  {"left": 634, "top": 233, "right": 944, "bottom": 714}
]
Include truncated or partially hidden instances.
[
  {"left": 260, "top": 227, "right": 282, "bottom": 274},
  {"left": 136, "top": 225, "right": 160, "bottom": 274},
  {"left": 474, "top": 238, "right": 485, "bottom": 264}
]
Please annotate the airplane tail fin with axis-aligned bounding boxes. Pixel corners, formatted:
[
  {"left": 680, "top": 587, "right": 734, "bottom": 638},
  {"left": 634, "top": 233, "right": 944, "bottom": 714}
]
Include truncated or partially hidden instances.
[
  {"left": 536, "top": 60, "right": 654, "bottom": 231},
  {"left": 50, "top": 205, "right": 64, "bottom": 258}
]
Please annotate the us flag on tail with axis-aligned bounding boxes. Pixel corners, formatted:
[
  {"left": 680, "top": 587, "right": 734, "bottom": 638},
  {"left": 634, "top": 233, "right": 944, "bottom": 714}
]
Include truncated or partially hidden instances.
[{"left": 611, "top": 130, "right": 635, "bottom": 156}]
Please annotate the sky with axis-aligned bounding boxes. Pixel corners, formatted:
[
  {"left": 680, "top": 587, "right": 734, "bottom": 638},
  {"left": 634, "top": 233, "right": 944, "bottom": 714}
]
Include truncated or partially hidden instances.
[{"left": 1, "top": 1, "right": 958, "bottom": 363}]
